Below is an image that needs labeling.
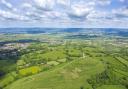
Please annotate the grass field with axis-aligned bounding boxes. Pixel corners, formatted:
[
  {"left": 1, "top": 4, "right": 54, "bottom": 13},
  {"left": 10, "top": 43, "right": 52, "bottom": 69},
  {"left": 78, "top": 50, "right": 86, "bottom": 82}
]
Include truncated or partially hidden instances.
[
  {"left": 0, "top": 34, "right": 128, "bottom": 89},
  {"left": 4, "top": 58, "right": 105, "bottom": 89},
  {"left": 97, "top": 85, "right": 127, "bottom": 89}
]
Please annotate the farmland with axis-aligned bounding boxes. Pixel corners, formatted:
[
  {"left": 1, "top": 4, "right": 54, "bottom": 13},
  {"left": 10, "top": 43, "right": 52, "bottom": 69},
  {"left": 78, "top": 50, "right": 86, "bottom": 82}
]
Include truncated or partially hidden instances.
[{"left": 0, "top": 28, "right": 128, "bottom": 89}]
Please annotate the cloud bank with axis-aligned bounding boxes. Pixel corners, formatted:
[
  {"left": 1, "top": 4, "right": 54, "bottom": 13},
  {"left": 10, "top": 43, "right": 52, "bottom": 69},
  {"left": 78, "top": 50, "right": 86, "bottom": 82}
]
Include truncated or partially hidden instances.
[{"left": 0, "top": 0, "right": 128, "bottom": 27}]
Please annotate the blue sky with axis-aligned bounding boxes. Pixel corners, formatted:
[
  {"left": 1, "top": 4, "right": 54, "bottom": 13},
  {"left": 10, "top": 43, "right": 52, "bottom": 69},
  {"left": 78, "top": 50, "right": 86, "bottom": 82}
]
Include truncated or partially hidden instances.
[{"left": 0, "top": 0, "right": 128, "bottom": 28}]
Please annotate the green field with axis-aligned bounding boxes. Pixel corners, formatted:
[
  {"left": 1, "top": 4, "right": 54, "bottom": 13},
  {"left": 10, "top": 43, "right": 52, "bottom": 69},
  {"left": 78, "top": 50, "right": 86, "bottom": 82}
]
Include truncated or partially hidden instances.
[
  {"left": 0, "top": 33, "right": 128, "bottom": 89},
  {"left": 97, "top": 85, "right": 126, "bottom": 89},
  {"left": 4, "top": 58, "right": 105, "bottom": 89}
]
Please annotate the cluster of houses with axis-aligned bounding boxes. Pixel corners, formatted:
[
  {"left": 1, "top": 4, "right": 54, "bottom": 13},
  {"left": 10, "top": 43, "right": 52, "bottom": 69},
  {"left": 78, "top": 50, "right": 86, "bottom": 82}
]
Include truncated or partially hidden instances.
[
  {"left": 0, "top": 43, "right": 29, "bottom": 50},
  {"left": 0, "top": 43, "right": 29, "bottom": 59}
]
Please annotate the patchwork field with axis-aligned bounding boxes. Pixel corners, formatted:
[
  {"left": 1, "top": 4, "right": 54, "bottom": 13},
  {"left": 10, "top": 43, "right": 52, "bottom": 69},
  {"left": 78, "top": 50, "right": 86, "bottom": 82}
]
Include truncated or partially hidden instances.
[{"left": 0, "top": 28, "right": 128, "bottom": 89}]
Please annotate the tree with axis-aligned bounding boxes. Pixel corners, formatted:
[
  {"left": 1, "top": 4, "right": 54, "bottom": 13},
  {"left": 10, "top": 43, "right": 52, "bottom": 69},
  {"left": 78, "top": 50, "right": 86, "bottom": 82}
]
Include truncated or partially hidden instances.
[
  {"left": 80, "top": 86, "right": 84, "bottom": 89},
  {"left": 17, "top": 60, "right": 26, "bottom": 66}
]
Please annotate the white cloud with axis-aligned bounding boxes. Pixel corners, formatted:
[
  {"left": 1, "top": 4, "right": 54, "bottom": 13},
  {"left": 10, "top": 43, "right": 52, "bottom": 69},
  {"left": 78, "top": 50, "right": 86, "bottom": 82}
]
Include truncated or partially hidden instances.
[
  {"left": 119, "top": 0, "right": 128, "bottom": 3},
  {"left": 87, "top": 11, "right": 114, "bottom": 21},
  {"left": 1, "top": 0, "right": 13, "bottom": 9},
  {"left": 119, "top": 0, "right": 125, "bottom": 2},
  {"left": 0, "top": 10, "right": 29, "bottom": 21},
  {"left": 57, "top": 0, "right": 70, "bottom": 6},
  {"left": 45, "top": 11, "right": 68, "bottom": 20},
  {"left": 34, "top": 0, "right": 55, "bottom": 11},
  {"left": 67, "top": 2, "right": 94, "bottom": 20},
  {"left": 112, "top": 7, "right": 128, "bottom": 18},
  {"left": 0, "top": 0, "right": 18, "bottom": 12},
  {"left": 97, "top": 0, "right": 111, "bottom": 6},
  {"left": 21, "top": 3, "right": 33, "bottom": 8},
  {"left": 20, "top": 3, "right": 36, "bottom": 13},
  {"left": 25, "top": 11, "right": 47, "bottom": 21}
]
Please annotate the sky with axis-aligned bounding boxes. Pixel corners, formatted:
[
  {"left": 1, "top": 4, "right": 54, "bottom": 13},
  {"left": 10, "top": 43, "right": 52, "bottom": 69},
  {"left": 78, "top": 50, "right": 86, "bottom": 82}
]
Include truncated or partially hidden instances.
[{"left": 0, "top": 0, "right": 128, "bottom": 28}]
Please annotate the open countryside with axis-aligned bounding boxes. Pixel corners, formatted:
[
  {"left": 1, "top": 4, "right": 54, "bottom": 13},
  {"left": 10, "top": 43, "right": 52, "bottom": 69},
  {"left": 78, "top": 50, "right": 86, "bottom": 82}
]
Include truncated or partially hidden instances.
[{"left": 0, "top": 28, "right": 128, "bottom": 89}]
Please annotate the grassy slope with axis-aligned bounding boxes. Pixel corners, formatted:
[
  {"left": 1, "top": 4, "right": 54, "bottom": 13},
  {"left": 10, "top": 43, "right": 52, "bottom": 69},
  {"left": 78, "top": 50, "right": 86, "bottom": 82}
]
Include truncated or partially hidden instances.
[
  {"left": 97, "top": 85, "right": 127, "bottom": 89},
  {"left": 4, "top": 57, "right": 105, "bottom": 89}
]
